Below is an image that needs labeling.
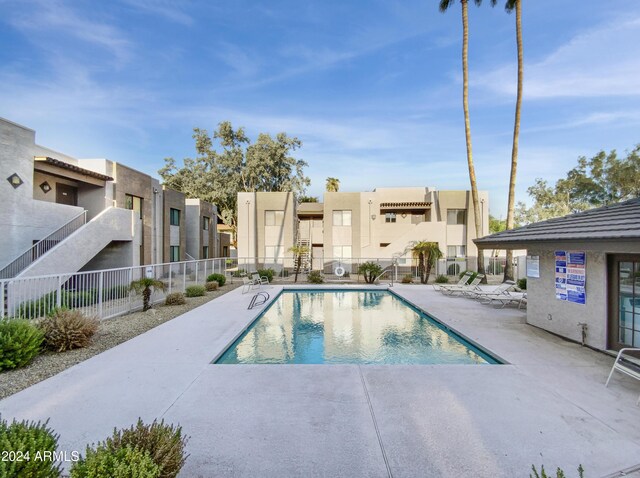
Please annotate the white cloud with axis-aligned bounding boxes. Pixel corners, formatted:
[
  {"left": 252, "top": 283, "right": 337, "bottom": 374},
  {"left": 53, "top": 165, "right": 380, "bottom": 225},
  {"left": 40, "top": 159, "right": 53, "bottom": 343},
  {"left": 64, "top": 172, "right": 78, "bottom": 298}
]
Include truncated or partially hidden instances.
[
  {"left": 476, "top": 17, "right": 640, "bottom": 98},
  {"left": 119, "top": 0, "right": 193, "bottom": 25}
]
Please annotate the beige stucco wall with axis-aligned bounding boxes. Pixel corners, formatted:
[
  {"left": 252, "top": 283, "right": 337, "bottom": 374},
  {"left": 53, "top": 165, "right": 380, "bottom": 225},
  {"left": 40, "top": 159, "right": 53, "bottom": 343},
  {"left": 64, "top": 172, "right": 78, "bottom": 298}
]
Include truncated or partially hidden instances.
[{"left": 527, "top": 241, "right": 640, "bottom": 350}]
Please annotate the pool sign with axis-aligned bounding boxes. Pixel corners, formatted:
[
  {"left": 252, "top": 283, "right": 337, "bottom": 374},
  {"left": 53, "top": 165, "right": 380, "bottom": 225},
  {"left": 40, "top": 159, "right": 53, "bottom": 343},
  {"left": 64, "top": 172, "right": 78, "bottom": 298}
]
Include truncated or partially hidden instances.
[
  {"left": 555, "top": 250, "right": 586, "bottom": 305},
  {"left": 526, "top": 255, "right": 540, "bottom": 278}
]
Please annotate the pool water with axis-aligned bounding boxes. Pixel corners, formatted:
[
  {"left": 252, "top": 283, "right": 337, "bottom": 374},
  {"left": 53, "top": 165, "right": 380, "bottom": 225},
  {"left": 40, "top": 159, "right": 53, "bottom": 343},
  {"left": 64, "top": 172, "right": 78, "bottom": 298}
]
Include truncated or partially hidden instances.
[{"left": 215, "top": 290, "right": 499, "bottom": 365}]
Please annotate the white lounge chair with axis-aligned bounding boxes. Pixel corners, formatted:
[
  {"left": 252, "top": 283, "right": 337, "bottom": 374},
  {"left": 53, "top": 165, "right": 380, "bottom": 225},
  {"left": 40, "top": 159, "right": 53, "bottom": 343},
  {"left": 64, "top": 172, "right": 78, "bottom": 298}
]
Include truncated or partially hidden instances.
[
  {"left": 434, "top": 271, "right": 474, "bottom": 292},
  {"left": 442, "top": 274, "right": 485, "bottom": 296},
  {"left": 481, "top": 290, "right": 526, "bottom": 308},
  {"left": 469, "top": 280, "right": 516, "bottom": 301},
  {"left": 251, "top": 272, "right": 269, "bottom": 287},
  {"left": 606, "top": 348, "right": 640, "bottom": 405},
  {"left": 241, "top": 276, "right": 259, "bottom": 294}
]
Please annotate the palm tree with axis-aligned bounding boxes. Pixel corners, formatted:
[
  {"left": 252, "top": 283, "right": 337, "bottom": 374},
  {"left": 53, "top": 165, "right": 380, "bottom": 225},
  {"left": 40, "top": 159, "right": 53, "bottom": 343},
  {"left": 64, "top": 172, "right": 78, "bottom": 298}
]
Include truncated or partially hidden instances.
[
  {"left": 410, "top": 241, "right": 444, "bottom": 284},
  {"left": 130, "top": 277, "right": 166, "bottom": 311},
  {"left": 326, "top": 177, "right": 340, "bottom": 192},
  {"left": 503, "top": 0, "right": 523, "bottom": 282},
  {"left": 439, "top": 0, "right": 487, "bottom": 283},
  {"left": 288, "top": 245, "right": 309, "bottom": 283}
]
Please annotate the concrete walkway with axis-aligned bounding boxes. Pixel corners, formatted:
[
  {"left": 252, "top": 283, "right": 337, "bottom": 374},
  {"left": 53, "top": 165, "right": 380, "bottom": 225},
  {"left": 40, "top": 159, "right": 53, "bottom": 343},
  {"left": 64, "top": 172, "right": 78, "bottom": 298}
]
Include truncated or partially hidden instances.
[{"left": 1, "top": 284, "right": 640, "bottom": 477}]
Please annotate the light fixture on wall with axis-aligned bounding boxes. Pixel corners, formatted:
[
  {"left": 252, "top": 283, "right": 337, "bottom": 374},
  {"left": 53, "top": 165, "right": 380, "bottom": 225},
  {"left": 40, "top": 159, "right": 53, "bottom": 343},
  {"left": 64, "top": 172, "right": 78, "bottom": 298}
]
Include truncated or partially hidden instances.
[
  {"left": 40, "top": 181, "right": 52, "bottom": 193},
  {"left": 401, "top": 213, "right": 407, "bottom": 218},
  {"left": 7, "top": 173, "right": 23, "bottom": 189},
  {"left": 371, "top": 214, "right": 376, "bottom": 220}
]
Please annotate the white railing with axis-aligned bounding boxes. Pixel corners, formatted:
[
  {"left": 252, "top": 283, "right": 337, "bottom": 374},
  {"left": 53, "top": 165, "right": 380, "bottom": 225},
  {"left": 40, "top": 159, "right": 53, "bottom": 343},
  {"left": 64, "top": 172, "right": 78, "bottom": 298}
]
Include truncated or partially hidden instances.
[{"left": 0, "top": 210, "right": 88, "bottom": 279}]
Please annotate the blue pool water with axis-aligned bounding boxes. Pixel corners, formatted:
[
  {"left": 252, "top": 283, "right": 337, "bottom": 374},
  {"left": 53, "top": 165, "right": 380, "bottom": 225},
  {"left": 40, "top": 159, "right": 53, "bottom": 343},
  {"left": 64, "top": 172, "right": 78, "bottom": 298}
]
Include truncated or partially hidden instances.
[{"left": 215, "top": 290, "right": 499, "bottom": 365}]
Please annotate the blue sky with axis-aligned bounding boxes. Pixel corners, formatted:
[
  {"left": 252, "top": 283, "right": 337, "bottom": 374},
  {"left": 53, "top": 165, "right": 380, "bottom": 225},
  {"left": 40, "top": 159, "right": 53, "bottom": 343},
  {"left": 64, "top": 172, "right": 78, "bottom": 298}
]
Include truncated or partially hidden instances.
[{"left": 1, "top": 0, "right": 639, "bottom": 217}]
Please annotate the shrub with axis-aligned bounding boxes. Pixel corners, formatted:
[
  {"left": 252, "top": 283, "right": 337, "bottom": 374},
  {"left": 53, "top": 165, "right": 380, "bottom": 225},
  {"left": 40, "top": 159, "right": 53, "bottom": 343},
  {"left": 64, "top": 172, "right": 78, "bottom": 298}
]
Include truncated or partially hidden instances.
[
  {"left": 257, "top": 268, "right": 275, "bottom": 283},
  {"left": 517, "top": 278, "right": 527, "bottom": 290},
  {"left": 458, "top": 270, "right": 478, "bottom": 282},
  {"left": 72, "top": 419, "right": 188, "bottom": 478},
  {"left": 39, "top": 308, "right": 99, "bottom": 353},
  {"left": 435, "top": 274, "right": 449, "bottom": 284},
  {"left": 206, "top": 273, "right": 226, "bottom": 286},
  {"left": 185, "top": 286, "right": 205, "bottom": 298},
  {"left": 357, "top": 262, "right": 383, "bottom": 284},
  {"left": 164, "top": 293, "right": 186, "bottom": 306},
  {"left": 204, "top": 281, "right": 218, "bottom": 292},
  {"left": 71, "top": 446, "right": 159, "bottom": 478},
  {"left": 307, "top": 271, "right": 324, "bottom": 284},
  {"left": 0, "top": 417, "right": 62, "bottom": 478},
  {"left": 0, "top": 319, "right": 44, "bottom": 371},
  {"left": 401, "top": 275, "right": 413, "bottom": 284},
  {"left": 530, "top": 464, "right": 584, "bottom": 478}
]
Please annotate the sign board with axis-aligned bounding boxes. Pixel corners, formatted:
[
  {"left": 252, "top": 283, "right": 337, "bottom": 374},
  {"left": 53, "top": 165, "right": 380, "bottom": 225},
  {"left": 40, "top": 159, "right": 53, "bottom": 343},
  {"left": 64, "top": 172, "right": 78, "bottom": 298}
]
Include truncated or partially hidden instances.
[
  {"left": 145, "top": 266, "right": 154, "bottom": 279},
  {"left": 526, "top": 255, "right": 540, "bottom": 278},
  {"left": 555, "top": 250, "right": 586, "bottom": 305}
]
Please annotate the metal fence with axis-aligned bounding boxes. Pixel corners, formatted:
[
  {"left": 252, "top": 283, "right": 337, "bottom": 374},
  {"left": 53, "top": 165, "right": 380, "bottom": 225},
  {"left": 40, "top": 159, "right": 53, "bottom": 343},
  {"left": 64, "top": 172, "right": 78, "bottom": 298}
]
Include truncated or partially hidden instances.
[{"left": 0, "top": 254, "right": 525, "bottom": 321}]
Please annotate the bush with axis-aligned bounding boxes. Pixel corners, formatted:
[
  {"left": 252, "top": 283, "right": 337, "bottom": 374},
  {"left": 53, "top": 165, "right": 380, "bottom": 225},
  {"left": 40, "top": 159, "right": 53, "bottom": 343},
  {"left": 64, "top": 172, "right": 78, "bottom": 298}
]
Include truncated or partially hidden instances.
[
  {"left": 71, "top": 446, "right": 159, "bottom": 478},
  {"left": 257, "top": 268, "right": 275, "bottom": 283},
  {"left": 185, "top": 286, "right": 205, "bottom": 298},
  {"left": 357, "top": 262, "right": 383, "bottom": 284},
  {"left": 0, "top": 417, "right": 62, "bottom": 478},
  {"left": 39, "top": 308, "right": 99, "bottom": 353},
  {"left": 458, "top": 270, "right": 478, "bottom": 282},
  {"left": 204, "top": 281, "right": 218, "bottom": 292},
  {"left": 530, "top": 464, "right": 584, "bottom": 478},
  {"left": 307, "top": 271, "right": 324, "bottom": 284},
  {"left": 164, "top": 293, "right": 186, "bottom": 306},
  {"left": 517, "top": 278, "right": 527, "bottom": 290},
  {"left": 72, "top": 419, "right": 188, "bottom": 478},
  {"left": 0, "top": 319, "right": 44, "bottom": 371},
  {"left": 435, "top": 275, "right": 449, "bottom": 284},
  {"left": 401, "top": 275, "right": 413, "bottom": 284},
  {"left": 206, "top": 273, "right": 226, "bottom": 286}
]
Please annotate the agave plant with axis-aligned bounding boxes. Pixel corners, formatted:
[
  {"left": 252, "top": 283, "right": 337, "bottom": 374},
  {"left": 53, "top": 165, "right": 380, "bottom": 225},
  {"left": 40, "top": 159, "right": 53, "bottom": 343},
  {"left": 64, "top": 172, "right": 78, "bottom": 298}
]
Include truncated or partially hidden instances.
[{"left": 130, "top": 278, "right": 166, "bottom": 311}]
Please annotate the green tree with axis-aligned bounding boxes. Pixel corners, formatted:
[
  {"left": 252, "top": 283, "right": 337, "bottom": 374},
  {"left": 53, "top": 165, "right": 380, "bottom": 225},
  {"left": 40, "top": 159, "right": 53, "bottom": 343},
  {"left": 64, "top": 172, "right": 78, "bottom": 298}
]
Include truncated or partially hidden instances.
[
  {"left": 326, "top": 177, "right": 340, "bottom": 192},
  {"left": 409, "top": 241, "right": 444, "bottom": 284},
  {"left": 439, "top": 0, "right": 487, "bottom": 283},
  {"left": 298, "top": 196, "right": 318, "bottom": 203},
  {"left": 288, "top": 245, "right": 309, "bottom": 283},
  {"left": 159, "top": 122, "right": 310, "bottom": 246},
  {"left": 501, "top": 0, "right": 523, "bottom": 282},
  {"left": 515, "top": 146, "right": 640, "bottom": 226},
  {"left": 130, "top": 278, "right": 166, "bottom": 312},
  {"left": 489, "top": 215, "right": 507, "bottom": 233}
]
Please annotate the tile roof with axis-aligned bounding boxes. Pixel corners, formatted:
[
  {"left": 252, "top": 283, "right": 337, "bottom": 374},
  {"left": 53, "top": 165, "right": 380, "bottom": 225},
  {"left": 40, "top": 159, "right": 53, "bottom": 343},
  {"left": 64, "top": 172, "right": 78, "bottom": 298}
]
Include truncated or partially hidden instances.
[
  {"left": 35, "top": 157, "right": 114, "bottom": 181},
  {"left": 474, "top": 197, "right": 640, "bottom": 247}
]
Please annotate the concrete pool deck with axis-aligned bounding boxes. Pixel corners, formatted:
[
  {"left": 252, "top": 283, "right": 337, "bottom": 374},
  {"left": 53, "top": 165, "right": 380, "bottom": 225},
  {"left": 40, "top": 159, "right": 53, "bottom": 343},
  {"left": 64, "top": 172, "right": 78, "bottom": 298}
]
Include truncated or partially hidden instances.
[{"left": 1, "top": 284, "right": 639, "bottom": 477}]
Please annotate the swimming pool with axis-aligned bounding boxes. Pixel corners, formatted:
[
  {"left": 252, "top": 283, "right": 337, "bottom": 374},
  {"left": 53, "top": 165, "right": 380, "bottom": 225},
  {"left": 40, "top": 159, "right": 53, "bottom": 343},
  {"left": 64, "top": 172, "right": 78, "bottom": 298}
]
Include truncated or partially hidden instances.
[{"left": 214, "top": 290, "right": 500, "bottom": 365}]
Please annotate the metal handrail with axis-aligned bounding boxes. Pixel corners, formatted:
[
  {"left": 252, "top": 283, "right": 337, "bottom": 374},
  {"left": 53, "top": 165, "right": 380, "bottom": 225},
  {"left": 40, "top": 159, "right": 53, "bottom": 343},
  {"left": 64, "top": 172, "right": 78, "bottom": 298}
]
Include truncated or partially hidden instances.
[
  {"left": 0, "top": 210, "right": 87, "bottom": 279},
  {"left": 373, "top": 266, "right": 395, "bottom": 286},
  {"left": 248, "top": 292, "right": 270, "bottom": 310}
]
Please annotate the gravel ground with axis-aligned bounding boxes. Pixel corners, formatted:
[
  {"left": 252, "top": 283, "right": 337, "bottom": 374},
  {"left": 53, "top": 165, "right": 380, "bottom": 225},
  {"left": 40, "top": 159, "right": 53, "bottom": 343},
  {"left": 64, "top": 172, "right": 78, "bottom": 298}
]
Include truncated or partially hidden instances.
[{"left": 0, "top": 283, "right": 241, "bottom": 400}]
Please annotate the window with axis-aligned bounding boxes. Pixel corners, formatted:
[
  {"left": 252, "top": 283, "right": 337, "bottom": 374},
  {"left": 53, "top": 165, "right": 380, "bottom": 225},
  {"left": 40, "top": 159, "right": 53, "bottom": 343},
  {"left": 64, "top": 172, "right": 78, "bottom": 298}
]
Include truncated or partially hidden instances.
[
  {"left": 332, "top": 210, "right": 351, "bottom": 226},
  {"left": 170, "top": 246, "right": 180, "bottom": 262},
  {"left": 222, "top": 246, "right": 228, "bottom": 256},
  {"left": 265, "top": 210, "right": 284, "bottom": 226},
  {"left": 170, "top": 208, "right": 180, "bottom": 226},
  {"left": 333, "top": 246, "right": 352, "bottom": 259},
  {"left": 385, "top": 212, "right": 396, "bottom": 223},
  {"left": 203, "top": 246, "right": 209, "bottom": 259},
  {"left": 447, "top": 209, "right": 466, "bottom": 225},
  {"left": 203, "top": 216, "right": 210, "bottom": 230},
  {"left": 447, "top": 245, "right": 466, "bottom": 258},
  {"left": 125, "top": 194, "right": 143, "bottom": 219}
]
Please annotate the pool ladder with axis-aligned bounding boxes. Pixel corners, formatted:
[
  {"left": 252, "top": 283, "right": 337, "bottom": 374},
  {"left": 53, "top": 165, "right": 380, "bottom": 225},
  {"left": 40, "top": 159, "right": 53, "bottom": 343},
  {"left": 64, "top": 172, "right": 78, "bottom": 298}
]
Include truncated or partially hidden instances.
[{"left": 248, "top": 291, "right": 270, "bottom": 310}]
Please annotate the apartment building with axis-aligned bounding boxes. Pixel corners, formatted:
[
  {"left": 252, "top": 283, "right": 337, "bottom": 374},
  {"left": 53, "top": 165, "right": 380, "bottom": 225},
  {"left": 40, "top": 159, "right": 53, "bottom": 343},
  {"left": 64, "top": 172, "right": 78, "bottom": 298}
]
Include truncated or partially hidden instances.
[
  {"left": 185, "top": 198, "right": 218, "bottom": 260},
  {"left": 0, "top": 117, "right": 217, "bottom": 279},
  {"left": 237, "top": 187, "right": 489, "bottom": 272}
]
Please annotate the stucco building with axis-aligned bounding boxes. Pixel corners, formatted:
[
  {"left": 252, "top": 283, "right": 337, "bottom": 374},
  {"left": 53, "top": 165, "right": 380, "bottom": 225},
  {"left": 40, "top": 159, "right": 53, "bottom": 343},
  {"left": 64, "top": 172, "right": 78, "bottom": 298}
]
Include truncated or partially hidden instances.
[{"left": 475, "top": 198, "right": 640, "bottom": 352}]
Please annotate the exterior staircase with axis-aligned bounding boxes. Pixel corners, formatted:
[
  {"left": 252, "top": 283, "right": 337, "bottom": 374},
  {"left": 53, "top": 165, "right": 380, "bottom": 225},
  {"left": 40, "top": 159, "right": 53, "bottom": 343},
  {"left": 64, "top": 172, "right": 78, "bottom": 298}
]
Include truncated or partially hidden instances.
[{"left": 294, "top": 238, "right": 311, "bottom": 273}]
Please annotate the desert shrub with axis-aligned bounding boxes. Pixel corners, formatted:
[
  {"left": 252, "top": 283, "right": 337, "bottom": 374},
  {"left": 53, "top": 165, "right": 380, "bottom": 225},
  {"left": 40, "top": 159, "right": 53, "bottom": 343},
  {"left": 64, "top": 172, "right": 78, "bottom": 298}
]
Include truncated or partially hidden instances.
[
  {"left": 164, "top": 293, "right": 186, "bottom": 306},
  {"left": 206, "top": 273, "right": 226, "bottom": 286},
  {"left": 307, "top": 271, "right": 324, "bottom": 284},
  {"left": 71, "top": 446, "right": 159, "bottom": 478},
  {"left": 0, "top": 319, "right": 44, "bottom": 371},
  {"left": 72, "top": 419, "right": 188, "bottom": 478},
  {"left": 185, "top": 286, "right": 205, "bottom": 298},
  {"left": 231, "top": 269, "right": 245, "bottom": 278},
  {"left": 401, "top": 275, "right": 413, "bottom": 284},
  {"left": 357, "top": 262, "right": 383, "bottom": 284},
  {"left": 517, "top": 278, "right": 527, "bottom": 290},
  {"left": 530, "top": 464, "right": 584, "bottom": 478},
  {"left": 39, "top": 308, "right": 99, "bottom": 353},
  {"left": 204, "top": 281, "right": 218, "bottom": 292},
  {"left": 257, "top": 268, "right": 275, "bottom": 283},
  {"left": 102, "top": 285, "right": 130, "bottom": 300},
  {"left": 0, "top": 417, "right": 61, "bottom": 478},
  {"left": 435, "top": 274, "right": 449, "bottom": 284}
]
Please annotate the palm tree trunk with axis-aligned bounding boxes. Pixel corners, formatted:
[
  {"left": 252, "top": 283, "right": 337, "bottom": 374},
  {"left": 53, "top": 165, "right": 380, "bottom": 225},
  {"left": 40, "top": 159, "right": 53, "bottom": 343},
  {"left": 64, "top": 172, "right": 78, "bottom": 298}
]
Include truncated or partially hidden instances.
[
  {"left": 460, "top": 0, "right": 486, "bottom": 283},
  {"left": 143, "top": 287, "right": 151, "bottom": 311},
  {"left": 503, "top": 0, "right": 523, "bottom": 282},
  {"left": 419, "top": 253, "right": 426, "bottom": 284},
  {"left": 294, "top": 254, "right": 300, "bottom": 283}
]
